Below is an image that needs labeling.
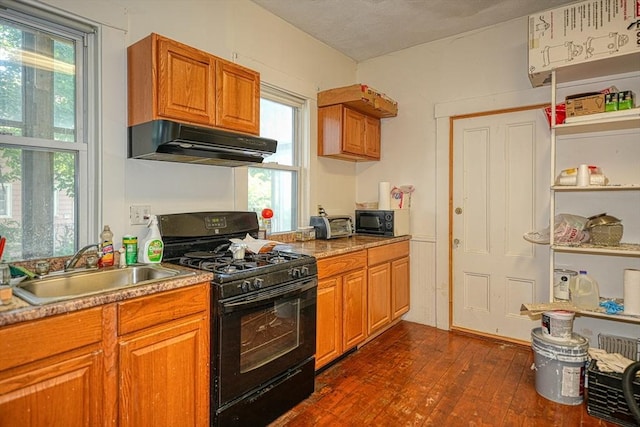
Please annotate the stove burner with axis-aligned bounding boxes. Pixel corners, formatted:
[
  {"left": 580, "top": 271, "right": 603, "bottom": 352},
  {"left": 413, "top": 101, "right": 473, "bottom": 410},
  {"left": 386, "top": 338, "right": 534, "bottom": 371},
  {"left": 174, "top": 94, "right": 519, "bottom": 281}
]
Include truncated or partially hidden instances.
[
  {"left": 184, "top": 251, "right": 220, "bottom": 259},
  {"left": 268, "top": 255, "right": 288, "bottom": 264}
]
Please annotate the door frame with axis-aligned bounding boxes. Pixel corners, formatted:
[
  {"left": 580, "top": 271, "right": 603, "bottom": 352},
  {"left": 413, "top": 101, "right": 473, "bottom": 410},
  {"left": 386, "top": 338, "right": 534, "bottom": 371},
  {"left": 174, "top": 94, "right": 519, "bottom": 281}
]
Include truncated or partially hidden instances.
[{"left": 434, "top": 87, "right": 549, "bottom": 332}]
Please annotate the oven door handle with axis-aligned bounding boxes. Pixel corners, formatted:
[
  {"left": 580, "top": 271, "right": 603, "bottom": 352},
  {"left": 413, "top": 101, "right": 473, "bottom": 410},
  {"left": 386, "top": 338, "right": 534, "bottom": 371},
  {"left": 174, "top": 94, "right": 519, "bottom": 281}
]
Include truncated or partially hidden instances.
[{"left": 220, "top": 279, "right": 317, "bottom": 314}]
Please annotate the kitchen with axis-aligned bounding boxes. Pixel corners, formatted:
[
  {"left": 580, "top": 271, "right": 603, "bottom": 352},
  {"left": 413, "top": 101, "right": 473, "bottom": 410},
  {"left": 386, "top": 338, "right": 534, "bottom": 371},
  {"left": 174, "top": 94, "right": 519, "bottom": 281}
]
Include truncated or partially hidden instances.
[{"left": 0, "top": 0, "right": 639, "bottom": 426}]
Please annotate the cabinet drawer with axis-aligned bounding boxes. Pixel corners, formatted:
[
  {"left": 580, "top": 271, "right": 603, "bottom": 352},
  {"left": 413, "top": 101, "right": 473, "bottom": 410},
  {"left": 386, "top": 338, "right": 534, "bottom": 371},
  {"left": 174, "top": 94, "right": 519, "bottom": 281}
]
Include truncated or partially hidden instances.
[
  {"left": 317, "top": 250, "right": 366, "bottom": 279},
  {"left": 0, "top": 307, "right": 103, "bottom": 371},
  {"left": 368, "top": 241, "right": 410, "bottom": 265},
  {"left": 118, "top": 283, "right": 209, "bottom": 335}
]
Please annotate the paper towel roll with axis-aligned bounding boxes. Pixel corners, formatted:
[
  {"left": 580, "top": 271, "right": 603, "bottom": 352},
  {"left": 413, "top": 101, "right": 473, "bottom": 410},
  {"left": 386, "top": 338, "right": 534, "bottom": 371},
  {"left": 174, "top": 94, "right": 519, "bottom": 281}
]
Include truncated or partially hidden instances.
[
  {"left": 378, "top": 182, "right": 391, "bottom": 210},
  {"left": 577, "top": 164, "right": 590, "bottom": 187},
  {"left": 623, "top": 268, "right": 640, "bottom": 315}
]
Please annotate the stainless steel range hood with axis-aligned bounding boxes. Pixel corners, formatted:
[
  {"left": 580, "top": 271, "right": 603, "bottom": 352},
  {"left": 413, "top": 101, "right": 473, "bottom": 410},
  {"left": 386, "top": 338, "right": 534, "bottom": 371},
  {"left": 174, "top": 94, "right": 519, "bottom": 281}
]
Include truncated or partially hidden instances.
[{"left": 128, "top": 120, "right": 278, "bottom": 167}]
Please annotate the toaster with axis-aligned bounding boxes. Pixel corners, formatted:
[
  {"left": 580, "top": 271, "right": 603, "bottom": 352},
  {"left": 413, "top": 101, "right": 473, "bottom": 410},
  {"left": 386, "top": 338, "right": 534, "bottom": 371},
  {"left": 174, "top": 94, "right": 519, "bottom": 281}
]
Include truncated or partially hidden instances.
[{"left": 309, "top": 215, "right": 353, "bottom": 239}]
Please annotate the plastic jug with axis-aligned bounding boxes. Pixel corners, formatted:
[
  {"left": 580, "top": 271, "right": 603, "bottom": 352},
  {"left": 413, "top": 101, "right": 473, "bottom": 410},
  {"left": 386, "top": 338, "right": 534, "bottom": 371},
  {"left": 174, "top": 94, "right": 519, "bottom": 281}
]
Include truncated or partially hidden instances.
[{"left": 569, "top": 270, "right": 600, "bottom": 309}]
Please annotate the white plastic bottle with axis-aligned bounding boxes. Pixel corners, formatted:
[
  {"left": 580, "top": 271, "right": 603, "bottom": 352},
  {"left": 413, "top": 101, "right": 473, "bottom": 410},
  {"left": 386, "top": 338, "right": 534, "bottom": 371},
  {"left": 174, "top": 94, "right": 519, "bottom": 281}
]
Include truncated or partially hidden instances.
[
  {"left": 569, "top": 270, "right": 600, "bottom": 309},
  {"left": 139, "top": 215, "right": 164, "bottom": 264}
]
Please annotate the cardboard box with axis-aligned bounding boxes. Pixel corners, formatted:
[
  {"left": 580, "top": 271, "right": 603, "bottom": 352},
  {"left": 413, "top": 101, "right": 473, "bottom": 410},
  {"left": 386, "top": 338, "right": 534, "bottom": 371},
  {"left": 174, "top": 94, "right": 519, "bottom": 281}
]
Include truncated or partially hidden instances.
[
  {"left": 318, "top": 84, "right": 398, "bottom": 118},
  {"left": 605, "top": 92, "right": 618, "bottom": 111},
  {"left": 566, "top": 93, "right": 606, "bottom": 116},
  {"left": 528, "top": 0, "right": 640, "bottom": 87},
  {"left": 618, "top": 90, "right": 636, "bottom": 110}
]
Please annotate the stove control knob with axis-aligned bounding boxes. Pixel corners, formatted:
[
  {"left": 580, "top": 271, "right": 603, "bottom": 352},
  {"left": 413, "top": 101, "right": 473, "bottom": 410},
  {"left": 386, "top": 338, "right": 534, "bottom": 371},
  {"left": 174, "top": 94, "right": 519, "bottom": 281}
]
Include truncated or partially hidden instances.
[
  {"left": 291, "top": 267, "right": 301, "bottom": 278},
  {"left": 253, "top": 278, "right": 264, "bottom": 289},
  {"left": 241, "top": 280, "right": 251, "bottom": 292},
  {"left": 301, "top": 266, "right": 309, "bottom": 276}
]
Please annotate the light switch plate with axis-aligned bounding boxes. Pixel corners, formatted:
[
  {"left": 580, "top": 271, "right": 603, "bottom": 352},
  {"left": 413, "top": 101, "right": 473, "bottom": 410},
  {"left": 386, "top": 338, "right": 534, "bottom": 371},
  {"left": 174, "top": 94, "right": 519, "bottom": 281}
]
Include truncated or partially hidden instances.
[{"left": 130, "top": 205, "right": 151, "bottom": 225}]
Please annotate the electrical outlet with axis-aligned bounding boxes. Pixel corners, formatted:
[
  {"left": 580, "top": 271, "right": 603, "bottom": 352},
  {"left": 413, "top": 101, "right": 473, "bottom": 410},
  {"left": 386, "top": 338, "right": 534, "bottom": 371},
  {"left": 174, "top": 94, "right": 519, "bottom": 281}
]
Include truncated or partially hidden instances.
[{"left": 130, "top": 205, "right": 151, "bottom": 225}]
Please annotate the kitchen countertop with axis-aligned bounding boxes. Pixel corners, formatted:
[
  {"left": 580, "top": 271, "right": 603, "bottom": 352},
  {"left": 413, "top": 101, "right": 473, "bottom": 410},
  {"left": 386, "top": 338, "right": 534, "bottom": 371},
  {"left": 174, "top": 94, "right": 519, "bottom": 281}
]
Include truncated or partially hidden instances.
[
  {"left": 275, "top": 234, "right": 411, "bottom": 259},
  {"left": 0, "top": 235, "right": 409, "bottom": 327},
  {"left": 0, "top": 264, "right": 212, "bottom": 327}
]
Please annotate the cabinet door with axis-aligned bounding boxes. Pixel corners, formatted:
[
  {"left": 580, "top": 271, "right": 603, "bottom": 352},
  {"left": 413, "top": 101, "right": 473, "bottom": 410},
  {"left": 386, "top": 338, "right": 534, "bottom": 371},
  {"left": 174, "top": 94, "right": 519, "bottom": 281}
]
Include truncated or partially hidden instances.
[
  {"left": 368, "top": 263, "right": 391, "bottom": 335},
  {"left": 316, "top": 277, "right": 342, "bottom": 369},
  {"left": 391, "top": 257, "right": 410, "bottom": 319},
  {"left": 0, "top": 351, "right": 103, "bottom": 427},
  {"left": 343, "top": 268, "right": 367, "bottom": 350},
  {"left": 342, "top": 107, "right": 366, "bottom": 155},
  {"left": 119, "top": 314, "right": 209, "bottom": 427},
  {"left": 216, "top": 60, "right": 260, "bottom": 135},
  {"left": 364, "top": 115, "right": 381, "bottom": 159},
  {"left": 157, "top": 37, "right": 216, "bottom": 126}
]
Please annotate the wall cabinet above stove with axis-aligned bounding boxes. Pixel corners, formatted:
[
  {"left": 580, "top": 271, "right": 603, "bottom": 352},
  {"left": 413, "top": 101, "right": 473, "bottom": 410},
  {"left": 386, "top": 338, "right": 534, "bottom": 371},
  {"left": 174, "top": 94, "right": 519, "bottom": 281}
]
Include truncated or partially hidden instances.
[{"left": 128, "top": 33, "right": 260, "bottom": 135}]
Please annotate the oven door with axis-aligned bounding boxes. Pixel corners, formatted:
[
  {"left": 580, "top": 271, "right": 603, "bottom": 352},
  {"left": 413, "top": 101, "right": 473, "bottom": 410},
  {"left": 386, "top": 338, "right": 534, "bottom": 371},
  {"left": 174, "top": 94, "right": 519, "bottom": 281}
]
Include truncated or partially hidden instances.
[{"left": 215, "top": 277, "right": 317, "bottom": 406}]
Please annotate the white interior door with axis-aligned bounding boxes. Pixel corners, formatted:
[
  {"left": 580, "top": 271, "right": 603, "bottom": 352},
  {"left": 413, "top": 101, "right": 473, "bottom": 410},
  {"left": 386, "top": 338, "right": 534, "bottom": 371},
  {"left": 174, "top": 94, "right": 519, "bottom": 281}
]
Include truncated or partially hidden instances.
[{"left": 452, "top": 108, "right": 549, "bottom": 342}]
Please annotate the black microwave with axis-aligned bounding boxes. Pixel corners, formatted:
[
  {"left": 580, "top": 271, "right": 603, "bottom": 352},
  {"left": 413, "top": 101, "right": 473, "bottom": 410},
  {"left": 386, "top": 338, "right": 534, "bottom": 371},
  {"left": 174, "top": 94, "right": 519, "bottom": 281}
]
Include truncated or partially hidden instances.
[{"left": 355, "top": 209, "right": 410, "bottom": 236}]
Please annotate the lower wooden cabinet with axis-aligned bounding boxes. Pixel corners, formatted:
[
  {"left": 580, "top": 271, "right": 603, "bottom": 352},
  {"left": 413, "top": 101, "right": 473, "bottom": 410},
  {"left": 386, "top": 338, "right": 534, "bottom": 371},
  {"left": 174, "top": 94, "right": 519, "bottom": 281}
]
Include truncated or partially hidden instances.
[
  {"left": 314, "top": 242, "right": 410, "bottom": 370},
  {"left": 0, "top": 282, "right": 210, "bottom": 427},
  {"left": 0, "top": 307, "right": 104, "bottom": 427},
  {"left": 367, "top": 241, "right": 410, "bottom": 336},
  {"left": 391, "top": 256, "right": 410, "bottom": 319},
  {"left": 315, "top": 276, "right": 342, "bottom": 368},
  {"left": 117, "top": 284, "right": 210, "bottom": 427},
  {"left": 315, "top": 250, "right": 367, "bottom": 369}
]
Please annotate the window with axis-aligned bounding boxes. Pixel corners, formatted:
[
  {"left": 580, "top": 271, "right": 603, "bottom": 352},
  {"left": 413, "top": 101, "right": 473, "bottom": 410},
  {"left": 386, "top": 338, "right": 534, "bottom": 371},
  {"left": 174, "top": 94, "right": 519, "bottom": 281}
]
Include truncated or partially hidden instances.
[
  {"left": 248, "top": 86, "right": 306, "bottom": 233},
  {"left": 0, "top": 3, "right": 96, "bottom": 261}
]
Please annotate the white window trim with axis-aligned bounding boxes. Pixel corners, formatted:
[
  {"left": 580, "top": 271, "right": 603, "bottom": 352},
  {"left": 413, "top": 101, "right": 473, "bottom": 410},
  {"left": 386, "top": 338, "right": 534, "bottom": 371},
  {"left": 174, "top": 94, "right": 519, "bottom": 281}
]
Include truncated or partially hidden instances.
[
  {"left": 235, "top": 84, "right": 311, "bottom": 229},
  {"left": 0, "top": 0, "right": 101, "bottom": 252}
]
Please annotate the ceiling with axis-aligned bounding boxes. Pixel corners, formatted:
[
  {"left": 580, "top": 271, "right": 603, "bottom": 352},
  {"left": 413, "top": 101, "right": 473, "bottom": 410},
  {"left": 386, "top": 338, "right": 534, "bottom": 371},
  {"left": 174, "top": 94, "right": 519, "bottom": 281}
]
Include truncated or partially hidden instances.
[{"left": 250, "top": 0, "right": 578, "bottom": 62}]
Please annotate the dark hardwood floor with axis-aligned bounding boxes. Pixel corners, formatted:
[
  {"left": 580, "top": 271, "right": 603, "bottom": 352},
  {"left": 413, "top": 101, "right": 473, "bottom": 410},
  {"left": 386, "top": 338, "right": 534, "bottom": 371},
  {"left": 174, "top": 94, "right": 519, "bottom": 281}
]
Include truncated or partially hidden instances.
[{"left": 271, "top": 321, "right": 619, "bottom": 426}]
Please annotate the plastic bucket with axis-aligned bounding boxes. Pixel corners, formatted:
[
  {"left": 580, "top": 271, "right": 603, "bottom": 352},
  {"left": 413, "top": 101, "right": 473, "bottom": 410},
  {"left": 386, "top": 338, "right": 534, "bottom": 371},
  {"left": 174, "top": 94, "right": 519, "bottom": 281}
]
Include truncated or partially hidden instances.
[
  {"left": 541, "top": 310, "right": 575, "bottom": 341},
  {"left": 531, "top": 327, "right": 589, "bottom": 405}
]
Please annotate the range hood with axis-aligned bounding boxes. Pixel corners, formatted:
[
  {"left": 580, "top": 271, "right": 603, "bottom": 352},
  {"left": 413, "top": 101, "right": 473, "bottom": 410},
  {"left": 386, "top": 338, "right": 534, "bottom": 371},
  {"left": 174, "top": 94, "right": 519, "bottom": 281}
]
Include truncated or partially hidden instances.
[{"left": 128, "top": 120, "right": 277, "bottom": 167}]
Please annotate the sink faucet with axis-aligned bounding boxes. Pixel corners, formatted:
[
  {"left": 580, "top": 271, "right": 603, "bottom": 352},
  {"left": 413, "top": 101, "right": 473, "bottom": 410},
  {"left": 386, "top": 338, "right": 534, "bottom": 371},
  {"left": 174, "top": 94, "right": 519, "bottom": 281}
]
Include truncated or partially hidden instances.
[{"left": 64, "top": 244, "right": 100, "bottom": 271}]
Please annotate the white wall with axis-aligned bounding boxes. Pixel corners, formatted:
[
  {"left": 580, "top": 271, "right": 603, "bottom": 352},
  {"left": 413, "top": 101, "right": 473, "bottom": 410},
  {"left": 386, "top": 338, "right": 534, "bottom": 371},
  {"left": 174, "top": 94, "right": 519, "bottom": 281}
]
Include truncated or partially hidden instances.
[{"left": 41, "top": 0, "right": 358, "bottom": 242}]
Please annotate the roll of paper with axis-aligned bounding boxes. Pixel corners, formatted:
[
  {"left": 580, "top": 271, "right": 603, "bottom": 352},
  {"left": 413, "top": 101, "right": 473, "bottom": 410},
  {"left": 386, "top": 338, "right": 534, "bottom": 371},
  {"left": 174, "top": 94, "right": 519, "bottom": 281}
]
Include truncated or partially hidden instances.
[
  {"left": 378, "top": 182, "right": 391, "bottom": 210},
  {"left": 577, "top": 164, "right": 590, "bottom": 187},
  {"left": 623, "top": 268, "right": 640, "bottom": 315}
]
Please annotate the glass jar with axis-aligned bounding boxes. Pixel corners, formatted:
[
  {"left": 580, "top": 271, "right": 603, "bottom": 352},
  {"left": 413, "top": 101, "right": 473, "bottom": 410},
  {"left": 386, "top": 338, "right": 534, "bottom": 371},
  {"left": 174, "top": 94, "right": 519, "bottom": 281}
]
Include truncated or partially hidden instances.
[
  {"left": 0, "top": 262, "right": 10, "bottom": 286},
  {"left": 296, "top": 226, "right": 316, "bottom": 242}
]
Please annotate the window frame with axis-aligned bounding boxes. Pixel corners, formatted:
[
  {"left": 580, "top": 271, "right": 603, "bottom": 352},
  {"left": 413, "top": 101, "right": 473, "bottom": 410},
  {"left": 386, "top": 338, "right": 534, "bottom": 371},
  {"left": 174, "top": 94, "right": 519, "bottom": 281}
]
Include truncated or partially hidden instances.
[
  {"left": 244, "top": 84, "right": 309, "bottom": 232},
  {"left": 0, "top": 1, "right": 100, "bottom": 259}
]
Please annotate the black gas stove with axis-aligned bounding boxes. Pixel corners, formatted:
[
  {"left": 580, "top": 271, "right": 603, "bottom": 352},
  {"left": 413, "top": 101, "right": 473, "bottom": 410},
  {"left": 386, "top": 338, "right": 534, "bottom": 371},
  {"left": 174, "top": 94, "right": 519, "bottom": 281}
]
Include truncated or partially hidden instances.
[
  {"left": 159, "top": 211, "right": 317, "bottom": 299},
  {"left": 157, "top": 211, "right": 318, "bottom": 427}
]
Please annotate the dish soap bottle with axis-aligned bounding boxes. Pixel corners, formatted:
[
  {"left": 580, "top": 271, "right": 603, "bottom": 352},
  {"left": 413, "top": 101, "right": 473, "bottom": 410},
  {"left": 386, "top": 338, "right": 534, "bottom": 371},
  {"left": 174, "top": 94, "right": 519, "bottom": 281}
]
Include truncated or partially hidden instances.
[
  {"left": 570, "top": 270, "right": 600, "bottom": 309},
  {"left": 139, "top": 215, "right": 164, "bottom": 264},
  {"left": 99, "top": 225, "right": 114, "bottom": 267}
]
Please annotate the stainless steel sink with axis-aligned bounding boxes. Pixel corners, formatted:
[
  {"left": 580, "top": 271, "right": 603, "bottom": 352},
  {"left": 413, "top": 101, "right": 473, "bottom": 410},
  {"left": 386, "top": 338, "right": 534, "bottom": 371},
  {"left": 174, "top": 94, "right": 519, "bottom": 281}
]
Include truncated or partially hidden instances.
[{"left": 13, "top": 265, "right": 195, "bottom": 305}]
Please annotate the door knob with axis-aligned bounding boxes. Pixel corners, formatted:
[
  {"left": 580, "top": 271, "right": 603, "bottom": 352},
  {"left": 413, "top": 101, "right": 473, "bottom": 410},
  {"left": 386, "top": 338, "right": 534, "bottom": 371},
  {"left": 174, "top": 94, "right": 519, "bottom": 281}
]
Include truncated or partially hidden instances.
[
  {"left": 453, "top": 238, "right": 461, "bottom": 248},
  {"left": 455, "top": 207, "right": 462, "bottom": 215}
]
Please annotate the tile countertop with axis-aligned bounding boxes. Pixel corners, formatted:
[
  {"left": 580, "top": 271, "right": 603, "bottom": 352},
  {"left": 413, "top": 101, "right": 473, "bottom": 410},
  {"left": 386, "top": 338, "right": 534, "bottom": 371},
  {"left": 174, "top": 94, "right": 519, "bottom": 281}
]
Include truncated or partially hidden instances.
[
  {"left": 0, "top": 265, "right": 212, "bottom": 327},
  {"left": 275, "top": 234, "right": 411, "bottom": 259}
]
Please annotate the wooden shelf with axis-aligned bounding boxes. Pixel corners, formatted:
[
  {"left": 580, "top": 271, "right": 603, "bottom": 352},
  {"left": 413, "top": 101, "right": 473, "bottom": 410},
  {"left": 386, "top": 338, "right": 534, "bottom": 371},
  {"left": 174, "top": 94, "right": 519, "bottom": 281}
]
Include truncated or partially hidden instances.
[{"left": 318, "top": 84, "right": 398, "bottom": 118}]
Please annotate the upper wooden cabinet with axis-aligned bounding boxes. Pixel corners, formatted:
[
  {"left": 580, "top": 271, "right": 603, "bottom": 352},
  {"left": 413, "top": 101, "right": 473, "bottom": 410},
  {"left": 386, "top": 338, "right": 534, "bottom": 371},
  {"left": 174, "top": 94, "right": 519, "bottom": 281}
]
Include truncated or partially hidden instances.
[
  {"left": 317, "top": 84, "right": 396, "bottom": 161},
  {"left": 128, "top": 33, "right": 260, "bottom": 135},
  {"left": 318, "top": 105, "right": 381, "bottom": 161}
]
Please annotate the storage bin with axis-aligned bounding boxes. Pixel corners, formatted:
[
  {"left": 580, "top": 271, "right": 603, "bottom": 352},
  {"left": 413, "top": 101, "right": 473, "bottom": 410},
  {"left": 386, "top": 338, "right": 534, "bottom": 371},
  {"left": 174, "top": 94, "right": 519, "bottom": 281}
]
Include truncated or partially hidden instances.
[{"left": 587, "top": 360, "right": 640, "bottom": 427}]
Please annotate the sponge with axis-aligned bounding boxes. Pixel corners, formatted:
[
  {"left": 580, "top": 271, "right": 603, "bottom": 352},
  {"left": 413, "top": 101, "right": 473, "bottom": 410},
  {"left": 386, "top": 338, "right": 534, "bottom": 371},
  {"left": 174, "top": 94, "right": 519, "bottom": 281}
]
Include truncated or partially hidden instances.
[{"left": 10, "top": 265, "right": 36, "bottom": 279}]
